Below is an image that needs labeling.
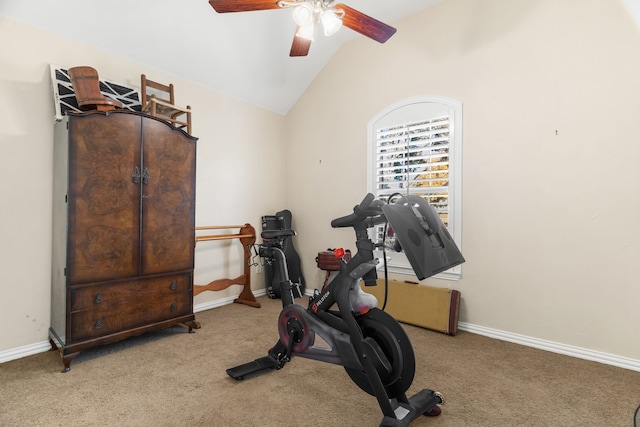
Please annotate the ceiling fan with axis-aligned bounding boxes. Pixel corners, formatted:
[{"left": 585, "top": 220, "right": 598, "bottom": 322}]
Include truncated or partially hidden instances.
[{"left": 208, "top": 0, "right": 397, "bottom": 57}]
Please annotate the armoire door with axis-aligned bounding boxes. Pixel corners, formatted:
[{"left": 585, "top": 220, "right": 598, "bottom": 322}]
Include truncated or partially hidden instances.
[
  {"left": 140, "top": 117, "right": 196, "bottom": 275},
  {"left": 66, "top": 113, "right": 142, "bottom": 284}
]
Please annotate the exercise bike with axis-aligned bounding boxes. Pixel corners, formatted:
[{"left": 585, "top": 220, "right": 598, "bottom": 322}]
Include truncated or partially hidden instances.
[{"left": 227, "top": 193, "right": 465, "bottom": 426}]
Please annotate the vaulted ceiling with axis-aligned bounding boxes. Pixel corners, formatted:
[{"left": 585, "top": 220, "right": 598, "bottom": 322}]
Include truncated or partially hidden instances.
[{"left": 0, "top": 0, "right": 442, "bottom": 114}]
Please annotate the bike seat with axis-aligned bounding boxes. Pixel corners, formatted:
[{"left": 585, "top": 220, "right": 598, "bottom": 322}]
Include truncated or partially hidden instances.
[{"left": 261, "top": 229, "right": 296, "bottom": 240}]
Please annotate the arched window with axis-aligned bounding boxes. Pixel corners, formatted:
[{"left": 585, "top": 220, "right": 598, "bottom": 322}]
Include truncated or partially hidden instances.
[{"left": 367, "top": 96, "right": 463, "bottom": 280}]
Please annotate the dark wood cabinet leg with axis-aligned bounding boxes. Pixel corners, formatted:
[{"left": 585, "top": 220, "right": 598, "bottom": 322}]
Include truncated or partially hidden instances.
[
  {"left": 61, "top": 352, "right": 80, "bottom": 373},
  {"left": 184, "top": 320, "right": 201, "bottom": 332}
]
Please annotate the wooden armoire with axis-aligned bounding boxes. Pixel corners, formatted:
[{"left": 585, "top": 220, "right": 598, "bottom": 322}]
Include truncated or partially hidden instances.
[{"left": 50, "top": 110, "right": 198, "bottom": 372}]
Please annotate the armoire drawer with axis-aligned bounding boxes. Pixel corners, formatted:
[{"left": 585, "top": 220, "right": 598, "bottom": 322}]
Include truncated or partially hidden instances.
[
  {"left": 70, "top": 274, "right": 191, "bottom": 312},
  {"left": 68, "top": 275, "right": 192, "bottom": 341}
]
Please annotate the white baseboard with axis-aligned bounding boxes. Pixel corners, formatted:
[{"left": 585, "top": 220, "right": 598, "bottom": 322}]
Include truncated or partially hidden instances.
[
  {"left": 3, "top": 293, "right": 638, "bottom": 374},
  {"left": 458, "top": 322, "right": 640, "bottom": 373},
  {"left": 193, "top": 288, "right": 267, "bottom": 312},
  {"left": 0, "top": 340, "right": 53, "bottom": 364}
]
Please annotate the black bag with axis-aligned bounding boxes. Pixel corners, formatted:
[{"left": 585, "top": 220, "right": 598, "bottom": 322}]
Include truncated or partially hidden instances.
[{"left": 261, "top": 209, "right": 305, "bottom": 298}]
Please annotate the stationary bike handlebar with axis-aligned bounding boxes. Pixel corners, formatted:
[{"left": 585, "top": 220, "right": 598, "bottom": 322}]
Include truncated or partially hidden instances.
[
  {"left": 328, "top": 193, "right": 388, "bottom": 290},
  {"left": 331, "top": 193, "right": 387, "bottom": 229}
]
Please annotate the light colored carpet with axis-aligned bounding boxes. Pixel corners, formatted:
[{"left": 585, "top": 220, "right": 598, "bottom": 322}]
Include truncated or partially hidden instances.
[{"left": 1, "top": 296, "right": 639, "bottom": 426}]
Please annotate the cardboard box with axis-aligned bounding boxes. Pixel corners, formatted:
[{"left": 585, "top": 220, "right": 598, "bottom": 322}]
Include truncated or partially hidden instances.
[{"left": 362, "top": 279, "right": 461, "bottom": 335}]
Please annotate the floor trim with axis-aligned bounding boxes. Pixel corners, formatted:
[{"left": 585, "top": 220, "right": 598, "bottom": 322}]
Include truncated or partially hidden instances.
[
  {"left": 458, "top": 321, "right": 640, "bottom": 372},
  {"left": 0, "top": 340, "right": 53, "bottom": 364},
  {"left": 3, "top": 293, "right": 638, "bottom": 373},
  {"left": 193, "top": 289, "right": 267, "bottom": 312}
]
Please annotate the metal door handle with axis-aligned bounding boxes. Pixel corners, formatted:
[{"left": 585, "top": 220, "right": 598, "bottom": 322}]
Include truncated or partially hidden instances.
[{"left": 132, "top": 166, "right": 141, "bottom": 184}]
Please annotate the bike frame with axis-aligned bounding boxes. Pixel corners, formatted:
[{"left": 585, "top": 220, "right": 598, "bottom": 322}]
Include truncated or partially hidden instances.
[
  {"left": 228, "top": 194, "right": 444, "bottom": 426},
  {"left": 264, "top": 203, "right": 412, "bottom": 418}
]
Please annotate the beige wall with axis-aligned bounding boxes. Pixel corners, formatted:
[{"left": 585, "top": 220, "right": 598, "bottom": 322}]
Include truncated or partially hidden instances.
[
  {"left": 1, "top": 0, "right": 640, "bottom": 366},
  {"left": 0, "top": 16, "right": 286, "bottom": 353},
  {"left": 285, "top": 0, "right": 640, "bottom": 361}
]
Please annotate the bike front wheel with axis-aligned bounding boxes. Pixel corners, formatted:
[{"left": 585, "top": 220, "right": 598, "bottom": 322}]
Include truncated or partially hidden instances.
[{"left": 344, "top": 308, "right": 415, "bottom": 399}]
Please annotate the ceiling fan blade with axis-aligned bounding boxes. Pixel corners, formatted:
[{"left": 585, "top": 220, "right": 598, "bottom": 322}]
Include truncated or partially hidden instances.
[
  {"left": 209, "top": 0, "right": 281, "bottom": 13},
  {"left": 290, "top": 28, "right": 312, "bottom": 57},
  {"left": 334, "top": 4, "right": 397, "bottom": 43}
]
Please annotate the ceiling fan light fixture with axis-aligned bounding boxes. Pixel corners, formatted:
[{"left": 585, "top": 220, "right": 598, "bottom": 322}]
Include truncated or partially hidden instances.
[
  {"left": 296, "top": 22, "right": 315, "bottom": 41},
  {"left": 320, "top": 9, "right": 342, "bottom": 36},
  {"left": 293, "top": 2, "right": 315, "bottom": 27}
]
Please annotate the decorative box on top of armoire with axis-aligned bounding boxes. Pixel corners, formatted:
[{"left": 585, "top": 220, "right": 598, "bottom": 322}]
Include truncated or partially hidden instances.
[{"left": 49, "top": 110, "right": 198, "bottom": 372}]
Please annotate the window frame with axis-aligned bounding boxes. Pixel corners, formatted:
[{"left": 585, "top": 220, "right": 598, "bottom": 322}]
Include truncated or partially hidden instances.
[{"left": 367, "top": 96, "right": 463, "bottom": 280}]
